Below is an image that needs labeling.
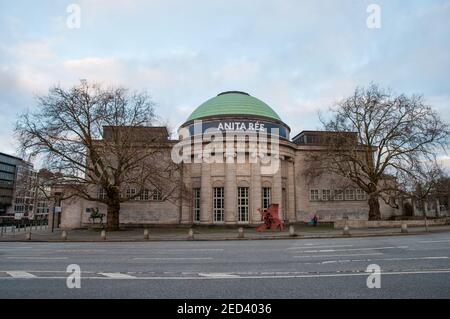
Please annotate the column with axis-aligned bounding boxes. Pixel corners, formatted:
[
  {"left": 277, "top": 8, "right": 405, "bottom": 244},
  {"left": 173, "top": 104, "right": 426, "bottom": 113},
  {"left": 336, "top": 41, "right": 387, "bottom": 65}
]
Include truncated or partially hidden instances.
[
  {"left": 436, "top": 199, "right": 441, "bottom": 217},
  {"left": 200, "top": 161, "right": 211, "bottom": 223},
  {"left": 224, "top": 157, "right": 237, "bottom": 223},
  {"left": 287, "top": 159, "right": 296, "bottom": 222},
  {"left": 180, "top": 163, "right": 192, "bottom": 224},
  {"left": 251, "top": 158, "right": 262, "bottom": 224},
  {"left": 272, "top": 157, "right": 282, "bottom": 219}
]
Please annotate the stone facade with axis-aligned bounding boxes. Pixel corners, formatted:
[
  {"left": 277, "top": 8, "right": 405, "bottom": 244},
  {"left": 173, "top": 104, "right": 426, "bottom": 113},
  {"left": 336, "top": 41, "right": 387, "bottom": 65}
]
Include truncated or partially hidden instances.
[
  {"left": 60, "top": 136, "right": 403, "bottom": 229},
  {"left": 59, "top": 91, "right": 404, "bottom": 229}
]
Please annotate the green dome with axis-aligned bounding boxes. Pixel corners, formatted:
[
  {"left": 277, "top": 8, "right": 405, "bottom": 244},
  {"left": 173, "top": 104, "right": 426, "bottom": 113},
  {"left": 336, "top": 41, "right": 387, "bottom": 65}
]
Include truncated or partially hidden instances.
[{"left": 186, "top": 91, "right": 282, "bottom": 122}]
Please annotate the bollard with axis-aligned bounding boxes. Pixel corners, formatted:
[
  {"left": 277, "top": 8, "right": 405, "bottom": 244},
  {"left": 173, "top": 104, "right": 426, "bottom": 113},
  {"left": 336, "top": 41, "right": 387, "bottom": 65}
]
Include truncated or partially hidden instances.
[
  {"left": 238, "top": 227, "right": 244, "bottom": 239},
  {"left": 101, "top": 230, "right": 106, "bottom": 240},
  {"left": 343, "top": 225, "right": 350, "bottom": 236},
  {"left": 289, "top": 225, "right": 296, "bottom": 237},
  {"left": 401, "top": 223, "right": 408, "bottom": 233},
  {"left": 144, "top": 228, "right": 149, "bottom": 240},
  {"left": 187, "top": 228, "right": 194, "bottom": 240},
  {"left": 61, "top": 230, "right": 67, "bottom": 240},
  {"left": 25, "top": 232, "right": 31, "bottom": 240}
]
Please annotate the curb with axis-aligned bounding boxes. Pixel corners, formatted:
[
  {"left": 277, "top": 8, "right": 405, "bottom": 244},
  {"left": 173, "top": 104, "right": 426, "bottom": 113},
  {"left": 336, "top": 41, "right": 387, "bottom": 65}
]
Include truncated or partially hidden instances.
[{"left": 1, "top": 228, "right": 449, "bottom": 243}]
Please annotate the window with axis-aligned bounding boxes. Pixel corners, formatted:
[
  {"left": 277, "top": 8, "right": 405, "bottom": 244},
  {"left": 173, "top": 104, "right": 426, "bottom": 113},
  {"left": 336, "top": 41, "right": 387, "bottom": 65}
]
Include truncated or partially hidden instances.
[
  {"left": 0, "top": 163, "right": 16, "bottom": 173},
  {"left": 126, "top": 188, "right": 136, "bottom": 199},
  {"left": 36, "top": 201, "right": 49, "bottom": 214},
  {"left": 152, "top": 189, "right": 162, "bottom": 201},
  {"left": 310, "top": 189, "right": 320, "bottom": 201},
  {"left": 14, "top": 204, "right": 25, "bottom": 213},
  {"left": 262, "top": 187, "right": 271, "bottom": 210},
  {"left": 0, "top": 171, "right": 14, "bottom": 180},
  {"left": 345, "top": 189, "right": 355, "bottom": 201},
  {"left": 213, "top": 187, "right": 224, "bottom": 222},
  {"left": 98, "top": 188, "right": 107, "bottom": 200},
  {"left": 0, "top": 180, "right": 13, "bottom": 187},
  {"left": 356, "top": 189, "right": 367, "bottom": 201},
  {"left": 238, "top": 187, "right": 249, "bottom": 222},
  {"left": 334, "top": 189, "right": 343, "bottom": 201},
  {"left": 139, "top": 189, "right": 150, "bottom": 201},
  {"left": 322, "top": 189, "right": 331, "bottom": 201},
  {"left": 193, "top": 188, "right": 201, "bottom": 222}
]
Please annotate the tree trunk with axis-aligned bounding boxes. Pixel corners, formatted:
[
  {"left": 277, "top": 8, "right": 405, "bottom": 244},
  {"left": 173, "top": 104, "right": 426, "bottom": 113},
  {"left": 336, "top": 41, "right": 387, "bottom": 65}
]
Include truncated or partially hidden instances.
[
  {"left": 106, "top": 202, "right": 121, "bottom": 231},
  {"left": 368, "top": 195, "right": 381, "bottom": 220}
]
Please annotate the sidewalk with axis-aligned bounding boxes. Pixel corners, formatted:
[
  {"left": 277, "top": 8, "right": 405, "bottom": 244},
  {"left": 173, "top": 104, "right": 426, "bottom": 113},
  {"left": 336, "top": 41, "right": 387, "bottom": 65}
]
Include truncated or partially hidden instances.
[{"left": 1, "top": 224, "right": 450, "bottom": 242}]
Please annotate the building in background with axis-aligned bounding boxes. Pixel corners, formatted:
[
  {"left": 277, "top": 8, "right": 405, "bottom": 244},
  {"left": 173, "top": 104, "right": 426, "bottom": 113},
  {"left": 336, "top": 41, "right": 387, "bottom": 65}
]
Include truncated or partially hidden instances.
[
  {"left": 0, "top": 152, "right": 22, "bottom": 217},
  {"left": 0, "top": 152, "right": 50, "bottom": 223}
]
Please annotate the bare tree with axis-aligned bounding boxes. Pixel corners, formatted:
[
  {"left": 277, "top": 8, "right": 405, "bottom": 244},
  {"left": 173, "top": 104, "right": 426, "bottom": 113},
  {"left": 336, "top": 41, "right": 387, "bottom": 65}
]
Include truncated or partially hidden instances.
[
  {"left": 16, "top": 80, "right": 181, "bottom": 230},
  {"left": 305, "top": 84, "right": 449, "bottom": 220},
  {"left": 398, "top": 162, "right": 445, "bottom": 217}
]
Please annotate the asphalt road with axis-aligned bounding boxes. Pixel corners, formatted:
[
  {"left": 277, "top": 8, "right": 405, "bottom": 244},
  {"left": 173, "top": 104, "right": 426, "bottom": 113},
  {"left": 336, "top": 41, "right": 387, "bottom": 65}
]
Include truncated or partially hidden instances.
[{"left": 1, "top": 232, "right": 450, "bottom": 298}]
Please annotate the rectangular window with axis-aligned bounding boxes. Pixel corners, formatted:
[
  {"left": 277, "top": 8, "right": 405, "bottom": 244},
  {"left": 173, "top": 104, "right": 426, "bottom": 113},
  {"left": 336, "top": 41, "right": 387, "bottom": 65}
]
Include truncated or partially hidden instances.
[
  {"left": 262, "top": 187, "right": 271, "bottom": 210},
  {"left": 238, "top": 187, "right": 249, "bottom": 222},
  {"left": 36, "top": 201, "right": 49, "bottom": 214},
  {"left": 193, "top": 188, "right": 201, "bottom": 222},
  {"left": 322, "top": 189, "right": 331, "bottom": 201},
  {"left": 139, "top": 189, "right": 150, "bottom": 201},
  {"left": 98, "top": 188, "right": 107, "bottom": 200},
  {"left": 356, "top": 189, "right": 367, "bottom": 201},
  {"left": 334, "top": 189, "right": 343, "bottom": 201},
  {"left": 126, "top": 188, "right": 136, "bottom": 199},
  {"left": 213, "top": 187, "right": 224, "bottom": 222},
  {"left": 152, "top": 189, "right": 162, "bottom": 201},
  {"left": 310, "top": 189, "right": 320, "bottom": 201},
  {"left": 345, "top": 189, "right": 356, "bottom": 201}
]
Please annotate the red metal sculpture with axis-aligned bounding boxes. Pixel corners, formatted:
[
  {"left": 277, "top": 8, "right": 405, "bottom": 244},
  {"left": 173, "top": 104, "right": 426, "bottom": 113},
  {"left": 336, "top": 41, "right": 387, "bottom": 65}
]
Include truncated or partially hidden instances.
[{"left": 256, "top": 203, "right": 284, "bottom": 232}]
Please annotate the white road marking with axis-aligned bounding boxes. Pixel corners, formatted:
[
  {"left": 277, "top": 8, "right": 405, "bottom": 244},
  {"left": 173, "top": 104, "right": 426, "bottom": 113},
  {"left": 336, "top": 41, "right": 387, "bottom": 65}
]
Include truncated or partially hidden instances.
[
  {"left": 99, "top": 273, "right": 137, "bottom": 279},
  {"left": 198, "top": 273, "right": 240, "bottom": 278},
  {"left": 55, "top": 249, "right": 107, "bottom": 253},
  {"left": 132, "top": 257, "right": 213, "bottom": 261},
  {"left": 1, "top": 269, "right": 450, "bottom": 280},
  {"left": 419, "top": 240, "right": 450, "bottom": 244},
  {"left": 319, "top": 256, "right": 449, "bottom": 264},
  {"left": 293, "top": 253, "right": 383, "bottom": 258},
  {"left": 6, "top": 271, "right": 36, "bottom": 278},
  {"left": 4, "top": 257, "right": 68, "bottom": 260},
  {"left": 1, "top": 270, "right": 95, "bottom": 273},
  {"left": 301, "top": 246, "right": 408, "bottom": 253},
  {"left": 151, "top": 249, "right": 224, "bottom": 253},
  {"left": 286, "top": 245, "right": 353, "bottom": 250},
  {"left": 376, "top": 256, "right": 448, "bottom": 261}
]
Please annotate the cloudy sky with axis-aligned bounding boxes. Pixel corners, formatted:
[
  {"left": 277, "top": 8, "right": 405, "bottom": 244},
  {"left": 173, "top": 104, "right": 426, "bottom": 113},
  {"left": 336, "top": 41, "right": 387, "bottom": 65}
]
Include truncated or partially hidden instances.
[{"left": 0, "top": 0, "right": 449, "bottom": 168}]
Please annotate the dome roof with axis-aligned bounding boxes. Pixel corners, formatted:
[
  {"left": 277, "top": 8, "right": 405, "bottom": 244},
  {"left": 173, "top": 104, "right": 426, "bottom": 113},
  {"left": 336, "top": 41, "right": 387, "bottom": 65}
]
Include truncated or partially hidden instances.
[{"left": 186, "top": 91, "right": 283, "bottom": 122}]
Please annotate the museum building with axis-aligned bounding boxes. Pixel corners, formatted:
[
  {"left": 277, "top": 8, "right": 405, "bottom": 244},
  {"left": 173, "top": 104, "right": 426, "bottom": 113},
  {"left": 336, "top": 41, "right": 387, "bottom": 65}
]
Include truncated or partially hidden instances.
[{"left": 60, "top": 91, "right": 401, "bottom": 229}]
